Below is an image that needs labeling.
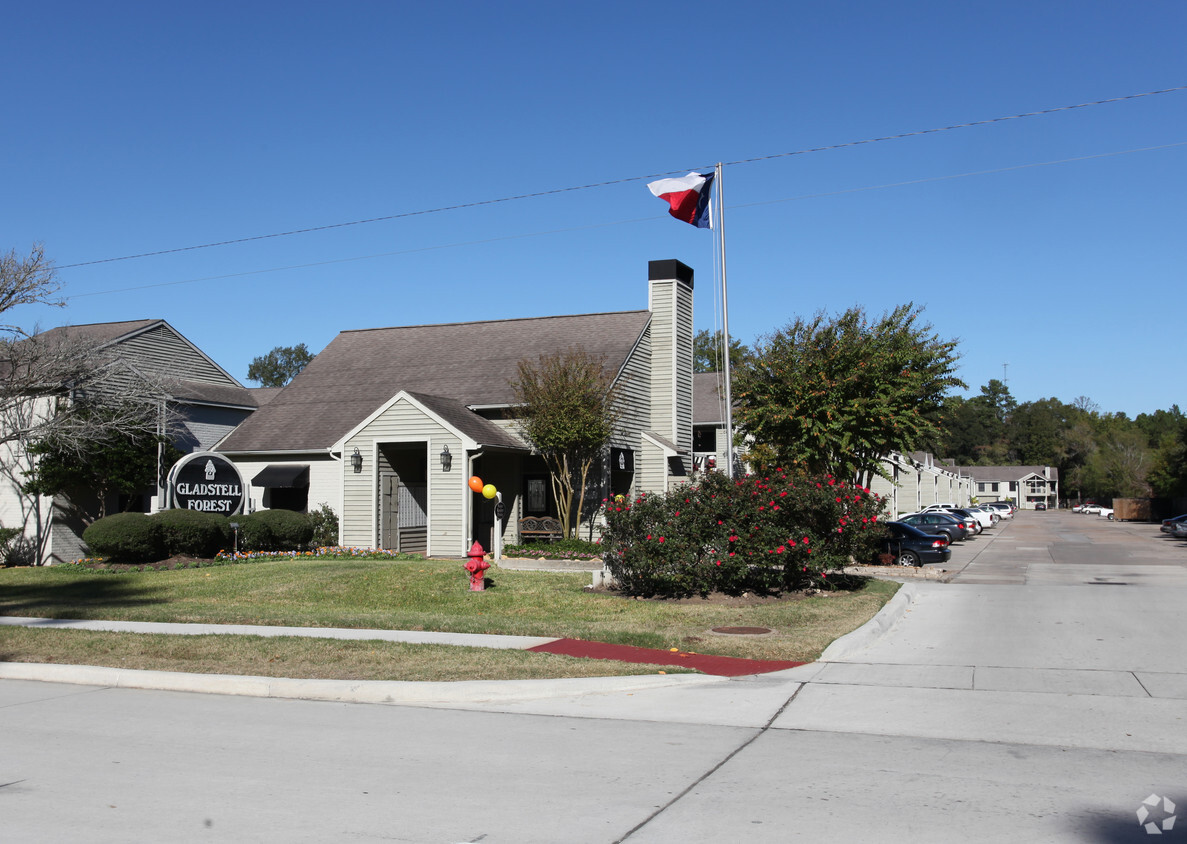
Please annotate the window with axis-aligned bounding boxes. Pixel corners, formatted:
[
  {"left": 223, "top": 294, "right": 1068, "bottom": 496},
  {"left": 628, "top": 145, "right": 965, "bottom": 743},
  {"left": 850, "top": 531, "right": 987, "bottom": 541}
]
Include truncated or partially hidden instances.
[
  {"left": 977, "top": 483, "right": 986, "bottom": 492},
  {"left": 991, "top": 483, "right": 999, "bottom": 492},
  {"left": 1009, "top": 482, "right": 1017, "bottom": 491}
]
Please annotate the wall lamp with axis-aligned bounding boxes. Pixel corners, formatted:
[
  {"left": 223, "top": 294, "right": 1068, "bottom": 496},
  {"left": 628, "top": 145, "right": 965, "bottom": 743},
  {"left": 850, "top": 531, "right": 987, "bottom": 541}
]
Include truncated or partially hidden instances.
[
  {"left": 351, "top": 448, "right": 363, "bottom": 473},
  {"left": 440, "top": 444, "right": 452, "bottom": 472}
]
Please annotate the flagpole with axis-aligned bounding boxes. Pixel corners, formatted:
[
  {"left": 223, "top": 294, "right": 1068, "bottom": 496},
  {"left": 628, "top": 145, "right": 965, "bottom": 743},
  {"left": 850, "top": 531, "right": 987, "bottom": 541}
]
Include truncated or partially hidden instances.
[{"left": 715, "top": 162, "right": 735, "bottom": 479}]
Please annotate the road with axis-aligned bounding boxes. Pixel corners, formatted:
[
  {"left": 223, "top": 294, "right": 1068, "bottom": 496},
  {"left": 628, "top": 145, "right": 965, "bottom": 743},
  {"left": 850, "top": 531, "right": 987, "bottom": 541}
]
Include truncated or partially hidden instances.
[{"left": 2, "top": 511, "right": 1185, "bottom": 842}]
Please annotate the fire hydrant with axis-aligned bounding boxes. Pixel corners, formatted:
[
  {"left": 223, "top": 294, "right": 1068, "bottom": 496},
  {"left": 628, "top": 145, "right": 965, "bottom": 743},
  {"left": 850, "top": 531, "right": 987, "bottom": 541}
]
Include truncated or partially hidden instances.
[{"left": 465, "top": 541, "right": 490, "bottom": 591}]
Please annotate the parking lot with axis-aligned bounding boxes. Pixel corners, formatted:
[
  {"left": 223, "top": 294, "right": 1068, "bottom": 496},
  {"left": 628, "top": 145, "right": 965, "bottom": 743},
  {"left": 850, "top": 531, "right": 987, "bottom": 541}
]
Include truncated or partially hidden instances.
[{"left": 931, "top": 508, "right": 1187, "bottom": 586}]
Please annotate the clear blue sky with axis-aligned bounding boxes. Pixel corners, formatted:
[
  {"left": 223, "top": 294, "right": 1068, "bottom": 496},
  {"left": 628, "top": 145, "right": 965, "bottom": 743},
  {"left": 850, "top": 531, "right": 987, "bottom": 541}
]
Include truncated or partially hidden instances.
[{"left": 4, "top": 1, "right": 1184, "bottom": 417}]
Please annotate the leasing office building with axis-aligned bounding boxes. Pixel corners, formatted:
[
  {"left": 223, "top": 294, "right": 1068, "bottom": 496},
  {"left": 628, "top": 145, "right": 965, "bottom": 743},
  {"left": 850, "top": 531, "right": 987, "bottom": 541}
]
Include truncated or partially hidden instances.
[{"left": 215, "top": 260, "right": 698, "bottom": 556}]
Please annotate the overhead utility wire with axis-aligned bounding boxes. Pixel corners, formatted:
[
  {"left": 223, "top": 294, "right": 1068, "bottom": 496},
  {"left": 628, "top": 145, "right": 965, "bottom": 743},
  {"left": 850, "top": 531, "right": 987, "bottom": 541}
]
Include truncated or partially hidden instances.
[
  {"left": 59, "top": 85, "right": 1187, "bottom": 271},
  {"left": 63, "top": 140, "right": 1184, "bottom": 302}
]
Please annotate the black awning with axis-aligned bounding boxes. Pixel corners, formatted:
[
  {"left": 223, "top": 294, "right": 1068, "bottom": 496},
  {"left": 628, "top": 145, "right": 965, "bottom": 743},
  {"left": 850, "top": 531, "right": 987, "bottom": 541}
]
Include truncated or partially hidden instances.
[{"left": 252, "top": 464, "right": 309, "bottom": 488}]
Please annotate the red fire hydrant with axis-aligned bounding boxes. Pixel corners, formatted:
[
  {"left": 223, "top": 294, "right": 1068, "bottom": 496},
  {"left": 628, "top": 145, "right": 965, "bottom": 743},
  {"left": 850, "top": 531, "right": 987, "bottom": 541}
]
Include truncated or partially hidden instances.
[{"left": 465, "top": 541, "right": 490, "bottom": 591}]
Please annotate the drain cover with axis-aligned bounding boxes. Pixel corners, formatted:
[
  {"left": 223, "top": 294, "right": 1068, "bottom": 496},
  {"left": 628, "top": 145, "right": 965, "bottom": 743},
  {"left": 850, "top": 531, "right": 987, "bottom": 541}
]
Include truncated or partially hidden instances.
[{"left": 711, "top": 626, "right": 773, "bottom": 636}]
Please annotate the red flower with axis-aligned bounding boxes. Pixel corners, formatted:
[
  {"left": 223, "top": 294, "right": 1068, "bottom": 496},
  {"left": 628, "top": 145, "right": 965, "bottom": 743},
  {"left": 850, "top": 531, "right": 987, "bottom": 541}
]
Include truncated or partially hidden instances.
[
  {"left": 658, "top": 537, "right": 665, "bottom": 543},
  {"left": 776, "top": 545, "right": 785, "bottom": 554}
]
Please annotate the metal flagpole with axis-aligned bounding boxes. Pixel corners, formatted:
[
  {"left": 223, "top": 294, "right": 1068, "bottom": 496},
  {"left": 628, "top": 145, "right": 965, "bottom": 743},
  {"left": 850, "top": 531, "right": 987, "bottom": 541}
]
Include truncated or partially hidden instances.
[{"left": 715, "top": 162, "right": 735, "bottom": 479}]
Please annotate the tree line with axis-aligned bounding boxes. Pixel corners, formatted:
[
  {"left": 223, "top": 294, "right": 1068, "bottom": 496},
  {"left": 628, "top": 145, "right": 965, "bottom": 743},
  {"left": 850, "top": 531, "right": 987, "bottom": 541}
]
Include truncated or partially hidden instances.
[{"left": 935, "top": 380, "right": 1186, "bottom": 502}]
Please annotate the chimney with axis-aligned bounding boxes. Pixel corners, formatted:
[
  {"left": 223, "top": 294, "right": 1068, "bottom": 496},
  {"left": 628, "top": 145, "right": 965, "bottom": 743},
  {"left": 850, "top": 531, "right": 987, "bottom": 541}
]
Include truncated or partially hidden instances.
[{"left": 647, "top": 260, "right": 694, "bottom": 455}]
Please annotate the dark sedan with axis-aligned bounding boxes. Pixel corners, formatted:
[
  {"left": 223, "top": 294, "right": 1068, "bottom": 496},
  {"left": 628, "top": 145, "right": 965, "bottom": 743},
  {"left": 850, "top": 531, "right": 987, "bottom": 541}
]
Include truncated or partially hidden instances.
[
  {"left": 882, "top": 522, "right": 953, "bottom": 566},
  {"left": 898, "top": 512, "right": 970, "bottom": 543}
]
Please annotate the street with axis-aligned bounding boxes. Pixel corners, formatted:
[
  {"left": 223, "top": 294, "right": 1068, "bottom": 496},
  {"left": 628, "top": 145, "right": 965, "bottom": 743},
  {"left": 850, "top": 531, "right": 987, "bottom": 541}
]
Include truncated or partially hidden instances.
[{"left": 3, "top": 511, "right": 1185, "bottom": 842}]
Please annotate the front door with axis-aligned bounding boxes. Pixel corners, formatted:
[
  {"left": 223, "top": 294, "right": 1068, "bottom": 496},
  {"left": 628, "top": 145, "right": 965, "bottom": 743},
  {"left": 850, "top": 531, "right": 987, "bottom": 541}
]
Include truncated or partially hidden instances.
[{"left": 380, "top": 472, "right": 399, "bottom": 551}]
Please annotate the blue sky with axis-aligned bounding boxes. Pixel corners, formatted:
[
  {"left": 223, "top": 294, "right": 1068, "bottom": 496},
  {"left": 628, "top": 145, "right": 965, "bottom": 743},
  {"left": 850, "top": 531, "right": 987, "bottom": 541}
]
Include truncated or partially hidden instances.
[{"left": 3, "top": 1, "right": 1184, "bottom": 417}]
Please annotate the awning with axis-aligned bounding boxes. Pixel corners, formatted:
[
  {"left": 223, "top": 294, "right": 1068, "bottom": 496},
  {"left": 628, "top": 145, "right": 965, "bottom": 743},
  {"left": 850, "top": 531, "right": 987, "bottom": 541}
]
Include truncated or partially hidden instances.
[{"left": 252, "top": 464, "right": 309, "bottom": 488}]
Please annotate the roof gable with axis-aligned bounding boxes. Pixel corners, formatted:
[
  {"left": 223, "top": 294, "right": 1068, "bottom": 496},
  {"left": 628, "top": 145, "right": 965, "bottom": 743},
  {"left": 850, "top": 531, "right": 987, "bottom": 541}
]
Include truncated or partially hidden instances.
[{"left": 219, "top": 309, "right": 652, "bottom": 452}]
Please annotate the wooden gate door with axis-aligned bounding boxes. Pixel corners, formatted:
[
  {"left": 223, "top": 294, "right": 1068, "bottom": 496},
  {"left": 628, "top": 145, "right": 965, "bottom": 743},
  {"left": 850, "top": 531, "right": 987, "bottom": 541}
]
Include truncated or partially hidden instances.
[{"left": 380, "top": 472, "right": 399, "bottom": 551}]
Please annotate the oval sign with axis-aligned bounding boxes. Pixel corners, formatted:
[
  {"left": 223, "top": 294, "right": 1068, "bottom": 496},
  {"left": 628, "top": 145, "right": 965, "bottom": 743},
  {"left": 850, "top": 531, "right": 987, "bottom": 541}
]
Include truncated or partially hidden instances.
[{"left": 168, "top": 452, "right": 247, "bottom": 515}]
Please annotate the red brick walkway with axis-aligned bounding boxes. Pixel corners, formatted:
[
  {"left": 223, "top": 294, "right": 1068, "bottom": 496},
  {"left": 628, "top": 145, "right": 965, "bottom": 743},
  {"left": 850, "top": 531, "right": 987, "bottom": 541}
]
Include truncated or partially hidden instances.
[{"left": 527, "top": 639, "right": 804, "bottom": 676}]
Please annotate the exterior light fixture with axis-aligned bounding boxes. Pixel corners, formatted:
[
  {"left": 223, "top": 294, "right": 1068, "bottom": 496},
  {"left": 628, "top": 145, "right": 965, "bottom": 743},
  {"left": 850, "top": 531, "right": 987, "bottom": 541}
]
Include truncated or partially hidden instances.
[
  {"left": 440, "top": 444, "right": 452, "bottom": 472},
  {"left": 351, "top": 448, "right": 363, "bottom": 473}
]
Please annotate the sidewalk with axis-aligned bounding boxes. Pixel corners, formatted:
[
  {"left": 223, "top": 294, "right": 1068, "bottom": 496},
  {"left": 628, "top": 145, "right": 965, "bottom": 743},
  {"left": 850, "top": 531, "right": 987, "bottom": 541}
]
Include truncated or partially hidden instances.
[{"left": 0, "top": 613, "right": 813, "bottom": 702}]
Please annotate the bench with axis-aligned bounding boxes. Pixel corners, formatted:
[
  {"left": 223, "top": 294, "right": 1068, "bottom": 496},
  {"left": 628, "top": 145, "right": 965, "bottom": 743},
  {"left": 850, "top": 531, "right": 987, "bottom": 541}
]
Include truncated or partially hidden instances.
[{"left": 518, "top": 516, "right": 563, "bottom": 543}]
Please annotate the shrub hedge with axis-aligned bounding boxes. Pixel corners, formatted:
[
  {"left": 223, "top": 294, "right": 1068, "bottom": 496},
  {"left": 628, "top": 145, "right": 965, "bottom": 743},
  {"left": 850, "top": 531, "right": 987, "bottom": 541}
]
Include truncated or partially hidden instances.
[
  {"left": 83, "top": 512, "right": 167, "bottom": 563},
  {"left": 83, "top": 508, "right": 318, "bottom": 561},
  {"left": 601, "top": 469, "right": 888, "bottom": 598},
  {"left": 154, "top": 508, "right": 232, "bottom": 557},
  {"left": 236, "top": 509, "right": 314, "bottom": 551}
]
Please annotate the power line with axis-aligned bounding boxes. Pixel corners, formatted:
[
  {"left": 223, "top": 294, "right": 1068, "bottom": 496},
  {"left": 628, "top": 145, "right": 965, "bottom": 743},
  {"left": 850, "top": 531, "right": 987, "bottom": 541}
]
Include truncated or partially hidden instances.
[
  {"left": 58, "top": 84, "right": 1187, "bottom": 271},
  {"left": 61, "top": 139, "right": 1187, "bottom": 301}
]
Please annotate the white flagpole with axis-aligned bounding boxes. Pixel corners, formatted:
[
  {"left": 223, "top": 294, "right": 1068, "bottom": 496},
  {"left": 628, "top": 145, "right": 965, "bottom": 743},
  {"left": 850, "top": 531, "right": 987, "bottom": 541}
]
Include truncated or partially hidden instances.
[{"left": 715, "top": 162, "right": 735, "bottom": 479}]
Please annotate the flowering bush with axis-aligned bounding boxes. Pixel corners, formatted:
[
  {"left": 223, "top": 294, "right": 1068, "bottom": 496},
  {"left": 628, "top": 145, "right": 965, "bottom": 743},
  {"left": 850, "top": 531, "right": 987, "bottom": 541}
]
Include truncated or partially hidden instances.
[{"left": 601, "top": 469, "right": 887, "bottom": 598}]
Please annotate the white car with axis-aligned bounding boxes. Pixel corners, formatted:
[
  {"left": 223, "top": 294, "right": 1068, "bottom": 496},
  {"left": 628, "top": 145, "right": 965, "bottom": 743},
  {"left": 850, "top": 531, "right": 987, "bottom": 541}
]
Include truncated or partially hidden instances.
[
  {"left": 1081, "top": 504, "right": 1107, "bottom": 515},
  {"left": 965, "top": 507, "right": 1000, "bottom": 528},
  {"left": 1097, "top": 507, "right": 1114, "bottom": 520}
]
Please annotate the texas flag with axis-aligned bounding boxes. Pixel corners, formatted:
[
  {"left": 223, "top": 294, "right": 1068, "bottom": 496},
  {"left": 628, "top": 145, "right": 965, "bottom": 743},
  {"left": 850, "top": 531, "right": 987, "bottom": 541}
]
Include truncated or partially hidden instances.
[{"left": 647, "top": 171, "right": 714, "bottom": 228}]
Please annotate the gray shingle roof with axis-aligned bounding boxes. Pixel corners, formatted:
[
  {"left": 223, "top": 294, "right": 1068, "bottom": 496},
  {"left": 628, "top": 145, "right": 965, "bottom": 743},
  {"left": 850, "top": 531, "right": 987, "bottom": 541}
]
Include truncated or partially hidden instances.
[
  {"left": 693, "top": 372, "right": 729, "bottom": 425},
  {"left": 33, "top": 319, "right": 161, "bottom": 347},
  {"left": 959, "top": 465, "right": 1060, "bottom": 483},
  {"left": 218, "top": 309, "right": 652, "bottom": 453},
  {"left": 171, "top": 379, "right": 263, "bottom": 409}
]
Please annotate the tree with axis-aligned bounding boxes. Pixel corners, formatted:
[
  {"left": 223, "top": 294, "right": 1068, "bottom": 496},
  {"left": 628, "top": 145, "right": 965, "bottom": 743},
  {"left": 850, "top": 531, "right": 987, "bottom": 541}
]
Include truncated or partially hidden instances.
[
  {"left": 733, "top": 303, "right": 963, "bottom": 487},
  {"left": 510, "top": 347, "right": 621, "bottom": 539},
  {"left": 693, "top": 329, "right": 749, "bottom": 373},
  {"left": 246, "top": 343, "right": 313, "bottom": 387},
  {"left": 0, "top": 244, "right": 179, "bottom": 561},
  {"left": 22, "top": 407, "right": 183, "bottom": 519}
]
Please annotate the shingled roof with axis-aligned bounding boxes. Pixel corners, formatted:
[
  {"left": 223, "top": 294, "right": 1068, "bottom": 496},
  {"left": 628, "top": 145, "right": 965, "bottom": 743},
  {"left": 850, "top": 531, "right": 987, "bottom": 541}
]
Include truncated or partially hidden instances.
[{"left": 217, "top": 309, "right": 652, "bottom": 453}]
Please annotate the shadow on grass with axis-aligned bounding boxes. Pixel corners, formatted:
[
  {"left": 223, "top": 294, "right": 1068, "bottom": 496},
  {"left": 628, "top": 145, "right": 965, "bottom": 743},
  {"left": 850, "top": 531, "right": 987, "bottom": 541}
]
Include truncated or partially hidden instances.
[{"left": 0, "top": 576, "right": 166, "bottom": 619}]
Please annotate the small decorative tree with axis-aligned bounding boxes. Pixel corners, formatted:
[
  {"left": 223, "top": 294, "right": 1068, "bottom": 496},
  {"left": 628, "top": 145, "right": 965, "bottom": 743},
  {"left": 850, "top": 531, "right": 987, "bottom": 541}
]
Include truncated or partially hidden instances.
[{"left": 511, "top": 347, "right": 621, "bottom": 539}]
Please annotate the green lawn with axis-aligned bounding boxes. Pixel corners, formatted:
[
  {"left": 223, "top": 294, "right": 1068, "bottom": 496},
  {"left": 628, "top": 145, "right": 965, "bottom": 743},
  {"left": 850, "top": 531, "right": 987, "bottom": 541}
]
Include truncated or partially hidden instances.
[{"left": 0, "top": 558, "right": 898, "bottom": 680}]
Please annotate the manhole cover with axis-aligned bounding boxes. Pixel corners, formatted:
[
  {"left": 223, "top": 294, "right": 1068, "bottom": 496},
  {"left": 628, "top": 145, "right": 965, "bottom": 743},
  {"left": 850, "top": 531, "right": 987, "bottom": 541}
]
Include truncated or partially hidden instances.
[{"left": 710, "top": 626, "right": 773, "bottom": 636}]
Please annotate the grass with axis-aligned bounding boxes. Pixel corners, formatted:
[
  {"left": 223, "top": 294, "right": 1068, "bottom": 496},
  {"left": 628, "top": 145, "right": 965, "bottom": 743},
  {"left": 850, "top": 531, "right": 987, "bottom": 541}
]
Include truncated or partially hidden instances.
[{"left": 0, "top": 558, "right": 898, "bottom": 681}]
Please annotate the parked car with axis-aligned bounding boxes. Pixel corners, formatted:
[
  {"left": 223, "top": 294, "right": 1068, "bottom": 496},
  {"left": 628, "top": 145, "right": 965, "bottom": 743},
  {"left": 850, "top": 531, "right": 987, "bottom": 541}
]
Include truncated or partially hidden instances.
[
  {"left": 985, "top": 502, "right": 1015, "bottom": 518},
  {"left": 938, "top": 508, "right": 981, "bottom": 535},
  {"left": 1081, "top": 504, "right": 1107, "bottom": 515},
  {"left": 965, "top": 506, "right": 1000, "bottom": 526},
  {"left": 882, "top": 521, "right": 953, "bottom": 566},
  {"left": 1161, "top": 514, "right": 1187, "bottom": 534},
  {"left": 1034, "top": 502, "right": 1048, "bottom": 511},
  {"left": 1172, "top": 521, "right": 1187, "bottom": 539},
  {"left": 898, "top": 512, "right": 970, "bottom": 543},
  {"left": 1097, "top": 507, "right": 1114, "bottom": 520}
]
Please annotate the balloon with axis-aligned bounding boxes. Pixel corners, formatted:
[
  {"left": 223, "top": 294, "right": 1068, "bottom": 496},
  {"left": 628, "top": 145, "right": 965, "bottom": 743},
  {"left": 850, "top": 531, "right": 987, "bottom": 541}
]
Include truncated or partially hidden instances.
[
  {"left": 468, "top": 476, "right": 484, "bottom": 493},
  {"left": 482, "top": 484, "right": 497, "bottom": 499}
]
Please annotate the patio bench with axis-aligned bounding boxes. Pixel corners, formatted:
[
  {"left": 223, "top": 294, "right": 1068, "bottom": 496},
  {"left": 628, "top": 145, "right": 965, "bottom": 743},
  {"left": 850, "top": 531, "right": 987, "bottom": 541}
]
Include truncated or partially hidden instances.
[{"left": 518, "top": 516, "right": 563, "bottom": 543}]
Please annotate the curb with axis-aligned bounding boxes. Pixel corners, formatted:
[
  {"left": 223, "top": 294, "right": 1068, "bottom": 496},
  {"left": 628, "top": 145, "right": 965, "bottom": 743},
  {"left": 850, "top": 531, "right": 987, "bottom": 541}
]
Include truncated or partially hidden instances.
[
  {"left": 0, "top": 662, "right": 726, "bottom": 704},
  {"left": 817, "top": 581, "right": 918, "bottom": 662}
]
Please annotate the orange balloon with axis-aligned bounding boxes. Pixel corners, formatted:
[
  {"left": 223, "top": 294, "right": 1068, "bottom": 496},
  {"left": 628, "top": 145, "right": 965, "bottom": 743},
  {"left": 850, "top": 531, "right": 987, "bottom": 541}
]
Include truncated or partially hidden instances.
[{"left": 468, "top": 476, "right": 484, "bottom": 493}]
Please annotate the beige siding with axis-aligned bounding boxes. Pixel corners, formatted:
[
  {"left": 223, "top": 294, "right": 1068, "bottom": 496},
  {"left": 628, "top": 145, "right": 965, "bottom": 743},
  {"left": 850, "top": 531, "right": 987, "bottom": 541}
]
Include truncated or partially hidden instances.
[
  {"left": 227, "top": 454, "right": 340, "bottom": 516},
  {"left": 342, "top": 398, "right": 463, "bottom": 557},
  {"left": 613, "top": 323, "right": 651, "bottom": 497}
]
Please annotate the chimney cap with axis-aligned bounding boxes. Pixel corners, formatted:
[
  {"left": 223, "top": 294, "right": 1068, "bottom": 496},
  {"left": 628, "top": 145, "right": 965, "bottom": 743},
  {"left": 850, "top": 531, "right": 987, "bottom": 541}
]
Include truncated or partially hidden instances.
[{"left": 648, "top": 259, "right": 694, "bottom": 288}]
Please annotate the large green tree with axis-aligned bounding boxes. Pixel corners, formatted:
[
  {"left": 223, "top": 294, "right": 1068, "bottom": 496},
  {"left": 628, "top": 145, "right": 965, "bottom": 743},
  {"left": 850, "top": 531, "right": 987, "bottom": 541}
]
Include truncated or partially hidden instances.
[
  {"left": 733, "top": 303, "right": 963, "bottom": 487},
  {"left": 693, "top": 329, "right": 749, "bottom": 373},
  {"left": 246, "top": 343, "right": 313, "bottom": 387},
  {"left": 510, "top": 347, "right": 621, "bottom": 538}
]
